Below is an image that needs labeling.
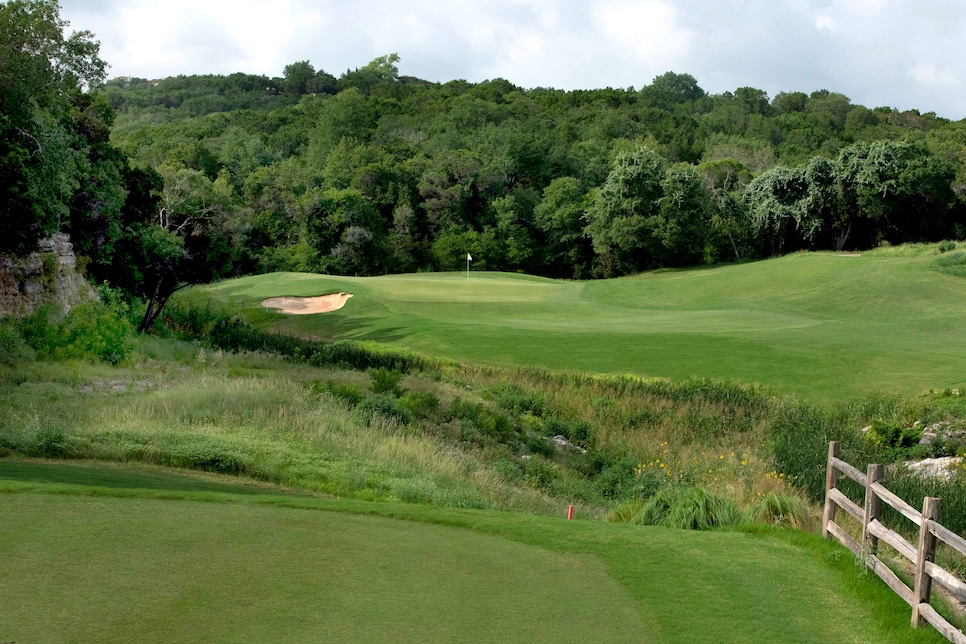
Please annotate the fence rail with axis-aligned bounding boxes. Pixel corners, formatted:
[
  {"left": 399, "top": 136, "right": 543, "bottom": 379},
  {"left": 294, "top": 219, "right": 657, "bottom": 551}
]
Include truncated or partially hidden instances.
[{"left": 823, "top": 441, "right": 966, "bottom": 644}]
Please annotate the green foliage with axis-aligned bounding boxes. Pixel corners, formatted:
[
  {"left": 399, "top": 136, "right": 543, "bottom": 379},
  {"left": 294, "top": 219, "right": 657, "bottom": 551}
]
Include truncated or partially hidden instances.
[
  {"left": 938, "top": 240, "right": 956, "bottom": 253},
  {"left": 359, "top": 394, "right": 412, "bottom": 424},
  {"left": 863, "top": 418, "right": 921, "bottom": 449},
  {"left": 29, "top": 425, "right": 68, "bottom": 458},
  {"left": 398, "top": 390, "right": 440, "bottom": 419},
  {"left": 0, "top": 317, "right": 35, "bottom": 365},
  {"left": 40, "top": 252, "right": 59, "bottom": 292},
  {"left": 632, "top": 485, "right": 742, "bottom": 530},
  {"left": 935, "top": 250, "right": 966, "bottom": 278},
  {"left": 369, "top": 366, "right": 403, "bottom": 396},
  {"left": 745, "top": 492, "right": 814, "bottom": 530},
  {"left": 16, "top": 301, "right": 133, "bottom": 365},
  {"left": 54, "top": 301, "right": 134, "bottom": 365}
]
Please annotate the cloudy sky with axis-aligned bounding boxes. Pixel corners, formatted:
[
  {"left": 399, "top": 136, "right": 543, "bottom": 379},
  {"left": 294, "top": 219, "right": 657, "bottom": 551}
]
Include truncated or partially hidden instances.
[{"left": 60, "top": 0, "right": 966, "bottom": 119}]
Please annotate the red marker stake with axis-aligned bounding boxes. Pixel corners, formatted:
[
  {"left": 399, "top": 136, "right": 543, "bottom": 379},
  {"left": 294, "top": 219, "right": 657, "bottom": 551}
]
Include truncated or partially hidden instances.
[{"left": 567, "top": 505, "right": 574, "bottom": 520}]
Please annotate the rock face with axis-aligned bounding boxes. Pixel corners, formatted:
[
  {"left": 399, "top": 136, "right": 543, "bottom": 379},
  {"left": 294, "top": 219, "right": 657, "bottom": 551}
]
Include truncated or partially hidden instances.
[{"left": 0, "top": 233, "right": 97, "bottom": 317}]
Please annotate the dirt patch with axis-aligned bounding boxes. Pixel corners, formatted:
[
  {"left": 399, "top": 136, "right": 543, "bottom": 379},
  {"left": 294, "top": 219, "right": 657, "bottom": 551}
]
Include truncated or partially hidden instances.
[
  {"left": 837, "top": 253, "right": 861, "bottom": 257},
  {"left": 261, "top": 292, "right": 354, "bottom": 315}
]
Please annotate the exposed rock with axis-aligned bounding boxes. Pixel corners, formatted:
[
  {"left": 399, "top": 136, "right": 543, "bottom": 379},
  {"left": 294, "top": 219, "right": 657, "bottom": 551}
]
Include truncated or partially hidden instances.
[
  {"left": 551, "top": 434, "right": 587, "bottom": 454},
  {"left": 905, "top": 457, "right": 964, "bottom": 481},
  {"left": 0, "top": 233, "right": 96, "bottom": 317}
]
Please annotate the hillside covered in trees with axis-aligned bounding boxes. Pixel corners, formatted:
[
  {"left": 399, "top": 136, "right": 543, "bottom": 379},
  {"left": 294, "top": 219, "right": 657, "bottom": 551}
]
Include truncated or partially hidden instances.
[
  {"left": 101, "top": 54, "right": 966, "bottom": 284},
  {"left": 5, "top": 0, "right": 966, "bottom": 322}
]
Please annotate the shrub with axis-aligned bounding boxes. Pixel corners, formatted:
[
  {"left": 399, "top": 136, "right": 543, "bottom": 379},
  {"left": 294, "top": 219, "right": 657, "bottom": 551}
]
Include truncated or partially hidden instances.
[
  {"left": 492, "top": 457, "right": 525, "bottom": 483},
  {"left": 40, "top": 253, "right": 59, "bottom": 293},
  {"left": 632, "top": 486, "right": 742, "bottom": 530},
  {"left": 0, "top": 318, "right": 34, "bottom": 365},
  {"left": 938, "top": 240, "right": 956, "bottom": 253},
  {"left": 523, "top": 456, "right": 557, "bottom": 490},
  {"left": 594, "top": 457, "right": 645, "bottom": 499},
  {"left": 525, "top": 435, "right": 556, "bottom": 457},
  {"left": 542, "top": 417, "right": 594, "bottom": 447},
  {"left": 55, "top": 301, "right": 134, "bottom": 365},
  {"left": 17, "top": 302, "right": 133, "bottom": 365},
  {"left": 606, "top": 499, "right": 647, "bottom": 522},
  {"left": 745, "top": 492, "right": 814, "bottom": 530},
  {"left": 370, "top": 366, "right": 403, "bottom": 396},
  {"left": 359, "top": 394, "right": 412, "bottom": 424},
  {"left": 486, "top": 383, "right": 547, "bottom": 417},
  {"left": 935, "top": 251, "right": 966, "bottom": 278},
  {"left": 398, "top": 391, "right": 440, "bottom": 419},
  {"left": 166, "top": 442, "right": 246, "bottom": 475},
  {"left": 29, "top": 426, "right": 69, "bottom": 458},
  {"left": 864, "top": 418, "right": 921, "bottom": 449},
  {"left": 319, "top": 381, "right": 366, "bottom": 405}
]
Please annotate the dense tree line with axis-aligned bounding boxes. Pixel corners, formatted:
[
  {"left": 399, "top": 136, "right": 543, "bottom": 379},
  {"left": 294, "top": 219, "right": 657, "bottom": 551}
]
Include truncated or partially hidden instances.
[
  {"left": 5, "top": 0, "right": 966, "bottom": 329},
  {"left": 102, "top": 58, "right": 966, "bottom": 281}
]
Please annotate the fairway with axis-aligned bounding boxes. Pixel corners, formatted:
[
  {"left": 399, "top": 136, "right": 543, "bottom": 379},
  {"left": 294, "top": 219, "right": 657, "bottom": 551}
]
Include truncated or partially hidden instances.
[
  {"left": 0, "top": 462, "right": 945, "bottom": 643},
  {"left": 204, "top": 248, "right": 966, "bottom": 402}
]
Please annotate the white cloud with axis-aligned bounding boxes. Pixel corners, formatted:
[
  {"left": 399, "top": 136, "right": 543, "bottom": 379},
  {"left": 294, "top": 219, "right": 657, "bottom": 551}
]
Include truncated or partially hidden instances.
[
  {"left": 593, "top": 1, "right": 691, "bottom": 67},
  {"left": 58, "top": 0, "right": 966, "bottom": 119}
]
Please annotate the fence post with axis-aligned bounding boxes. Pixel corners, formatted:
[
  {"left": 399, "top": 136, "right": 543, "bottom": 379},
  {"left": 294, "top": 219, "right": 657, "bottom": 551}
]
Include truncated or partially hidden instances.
[
  {"left": 862, "top": 463, "right": 883, "bottom": 555},
  {"left": 912, "top": 496, "right": 941, "bottom": 627},
  {"left": 822, "top": 441, "right": 840, "bottom": 539}
]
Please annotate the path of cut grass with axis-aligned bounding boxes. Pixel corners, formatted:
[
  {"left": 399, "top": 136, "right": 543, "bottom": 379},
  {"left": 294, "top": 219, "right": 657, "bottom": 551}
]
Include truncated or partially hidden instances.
[
  {"left": 201, "top": 248, "right": 966, "bottom": 402},
  {"left": 0, "top": 461, "right": 948, "bottom": 643}
]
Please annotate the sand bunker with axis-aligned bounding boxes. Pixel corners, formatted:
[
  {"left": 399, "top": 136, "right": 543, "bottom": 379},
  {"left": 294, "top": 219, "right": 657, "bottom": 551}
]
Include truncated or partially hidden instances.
[{"left": 261, "top": 292, "right": 354, "bottom": 314}]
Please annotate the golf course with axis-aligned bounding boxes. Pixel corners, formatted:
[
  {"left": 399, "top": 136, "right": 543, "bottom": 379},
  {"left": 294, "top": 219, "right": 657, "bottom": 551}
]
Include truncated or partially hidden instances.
[
  {"left": 211, "top": 245, "right": 966, "bottom": 403},
  {"left": 3, "top": 245, "right": 965, "bottom": 643}
]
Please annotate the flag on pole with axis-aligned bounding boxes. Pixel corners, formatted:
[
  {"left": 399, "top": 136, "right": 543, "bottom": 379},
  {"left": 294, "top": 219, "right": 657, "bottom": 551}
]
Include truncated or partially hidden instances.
[{"left": 467, "top": 253, "right": 472, "bottom": 261}]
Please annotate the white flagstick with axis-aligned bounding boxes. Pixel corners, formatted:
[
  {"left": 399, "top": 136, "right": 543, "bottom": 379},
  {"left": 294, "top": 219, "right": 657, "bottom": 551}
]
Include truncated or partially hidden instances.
[{"left": 466, "top": 253, "right": 472, "bottom": 279}]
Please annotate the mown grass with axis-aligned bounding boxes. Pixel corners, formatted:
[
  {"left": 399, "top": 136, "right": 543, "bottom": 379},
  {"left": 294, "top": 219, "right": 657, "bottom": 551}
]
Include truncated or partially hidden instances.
[
  {"left": 0, "top": 467, "right": 950, "bottom": 643},
  {"left": 198, "top": 246, "right": 966, "bottom": 403}
]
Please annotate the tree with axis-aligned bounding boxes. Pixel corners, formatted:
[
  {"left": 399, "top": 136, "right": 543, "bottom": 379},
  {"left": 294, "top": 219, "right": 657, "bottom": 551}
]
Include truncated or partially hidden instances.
[
  {"left": 534, "top": 177, "right": 593, "bottom": 277},
  {"left": 743, "top": 166, "right": 810, "bottom": 255},
  {"left": 0, "top": 0, "right": 107, "bottom": 253},
  {"left": 583, "top": 146, "right": 676, "bottom": 275},
  {"left": 283, "top": 60, "right": 315, "bottom": 96},
  {"left": 698, "top": 158, "right": 752, "bottom": 261},
  {"left": 640, "top": 72, "right": 705, "bottom": 111}
]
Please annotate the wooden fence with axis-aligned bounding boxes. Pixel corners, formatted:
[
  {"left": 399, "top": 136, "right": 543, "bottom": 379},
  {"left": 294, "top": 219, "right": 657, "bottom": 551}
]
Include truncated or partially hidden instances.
[{"left": 822, "top": 441, "right": 966, "bottom": 643}]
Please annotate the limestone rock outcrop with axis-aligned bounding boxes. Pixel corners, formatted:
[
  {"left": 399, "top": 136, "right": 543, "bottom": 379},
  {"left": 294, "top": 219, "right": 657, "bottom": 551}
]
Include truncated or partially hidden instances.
[{"left": 0, "top": 233, "right": 97, "bottom": 317}]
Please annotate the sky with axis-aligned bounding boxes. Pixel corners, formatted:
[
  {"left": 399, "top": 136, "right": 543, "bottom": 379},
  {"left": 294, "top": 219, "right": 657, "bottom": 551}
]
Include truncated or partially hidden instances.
[{"left": 60, "top": 0, "right": 966, "bottom": 120}]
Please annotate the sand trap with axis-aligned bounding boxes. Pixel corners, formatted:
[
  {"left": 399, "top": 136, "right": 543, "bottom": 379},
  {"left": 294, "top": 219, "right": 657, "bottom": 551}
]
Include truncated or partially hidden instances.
[{"left": 261, "top": 292, "right": 354, "bottom": 314}]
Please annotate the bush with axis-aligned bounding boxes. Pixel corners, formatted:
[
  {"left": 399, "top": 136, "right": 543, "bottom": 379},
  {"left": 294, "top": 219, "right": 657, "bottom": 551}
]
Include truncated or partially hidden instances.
[
  {"left": 0, "top": 318, "right": 34, "bottom": 365},
  {"left": 370, "top": 366, "right": 403, "bottom": 396},
  {"left": 864, "top": 418, "right": 921, "bottom": 449},
  {"left": 398, "top": 391, "right": 440, "bottom": 419},
  {"left": 319, "top": 381, "right": 366, "bottom": 405},
  {"left": 29, "top": 426, "right": 68, "bottom": 458},
  {"left": 935, "top": 251, "right": 966, "bottom": 278},
  {"left": 632, "top": 486, "right": 742, "bottom": 530},
  {"left": 166, "top": 442, "right": 247, "bottom": 475},
  {"left": 359, "top": 394, "right": 412, "bottom": 424},
  {"left": 938, "top": 240, "right": 956, "bottom": 253},
  {"left": 745, "top": 492, "right": 814, "bottom": 530},
  {"left": 525, "top": 435, "right": 556, "bottom": 457},
  {"left": 17, "top": 301, "right": 133, "bottom": 365},
  {"left": 542, "top": 417, "right": 594, "bottom": 448},
  {"left": 55, "top": 301, "right": 134, "bottom": 365}
]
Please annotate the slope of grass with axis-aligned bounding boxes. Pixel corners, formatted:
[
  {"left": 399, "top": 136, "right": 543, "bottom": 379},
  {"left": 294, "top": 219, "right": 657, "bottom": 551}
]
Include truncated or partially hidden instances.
[
  {"left": 0, "top": 465, "right": 948, "bottom": 643},
  {"left": 200, "top": 247, "right": 966, "bottom": 402}
]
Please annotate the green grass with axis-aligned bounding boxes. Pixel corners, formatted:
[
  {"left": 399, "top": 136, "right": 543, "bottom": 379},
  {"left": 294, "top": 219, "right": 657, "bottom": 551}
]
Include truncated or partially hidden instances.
[
  {"left": 0, "top": 463, "right": 949, "bottom": 643},
  {"left": 199, "top": 247, "right": 966, "bottom": 403}
]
